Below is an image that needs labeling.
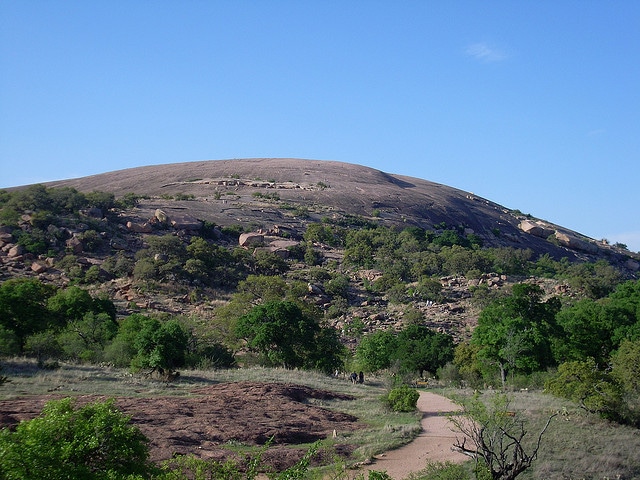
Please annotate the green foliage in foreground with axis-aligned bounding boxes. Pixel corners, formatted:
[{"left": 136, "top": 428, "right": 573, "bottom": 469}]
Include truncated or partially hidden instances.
[{"left": 0, "top": 398, "right": 153, "bottom": 480}]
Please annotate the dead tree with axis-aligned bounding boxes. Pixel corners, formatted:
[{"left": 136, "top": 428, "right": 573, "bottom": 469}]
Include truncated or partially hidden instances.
[{"left": 449, "top": 393, "right": 557, "bottom": 480}]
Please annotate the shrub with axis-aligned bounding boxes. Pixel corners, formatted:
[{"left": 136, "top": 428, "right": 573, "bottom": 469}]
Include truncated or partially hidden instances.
[
  {"left": 414, "top": 462, "right": 472, "bottom": 480},
  {"left": 0, "top": 398, "right": 154, "bottom": 479},
  {"left": 386, "top": 385, "right": 420, "bottom": 412}
]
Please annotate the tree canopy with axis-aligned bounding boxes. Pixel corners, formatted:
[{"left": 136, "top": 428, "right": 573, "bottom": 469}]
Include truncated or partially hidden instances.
[{"left": 235, "top": 301, "right": 344, "bottom": 373}]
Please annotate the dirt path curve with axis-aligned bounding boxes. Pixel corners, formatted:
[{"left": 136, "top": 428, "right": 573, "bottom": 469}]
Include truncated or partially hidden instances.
[{"left": 359, "top": 391, "right": 468, "bottom": 479}]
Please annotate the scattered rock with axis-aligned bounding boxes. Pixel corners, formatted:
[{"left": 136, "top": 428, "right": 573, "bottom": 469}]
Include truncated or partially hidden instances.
[{"left": 66, "top": 236, "right": 83, "bottom": 254}]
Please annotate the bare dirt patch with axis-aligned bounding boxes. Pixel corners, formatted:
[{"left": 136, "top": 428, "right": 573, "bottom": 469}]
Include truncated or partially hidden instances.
[{"left": 0, "top": 381, "right": 362, "bottom": 470}]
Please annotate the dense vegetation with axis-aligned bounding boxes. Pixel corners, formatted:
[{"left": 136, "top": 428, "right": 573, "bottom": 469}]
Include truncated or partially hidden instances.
[{"left": 1, "top": 184, "right": 640, "bottom": 459}]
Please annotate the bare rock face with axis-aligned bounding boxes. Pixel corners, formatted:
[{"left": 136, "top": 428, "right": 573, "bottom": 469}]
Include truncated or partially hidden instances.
[
  {"left": 170, "top": 214, "right": 202, "bottom": 231},
  {"left": 22, "top": 158, "right": 635, "bottom": 266},
  {"left": 625, "top": 259, "right": 640, "bottom": 272},
  {"left": 0, "top": 382, "right": 361, "bottom": 470}
]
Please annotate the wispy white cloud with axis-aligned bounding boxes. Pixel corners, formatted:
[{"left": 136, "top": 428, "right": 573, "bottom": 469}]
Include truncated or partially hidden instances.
[
  {"left": 465, "top": 42, "right": 508, "bottom": 63},
  {"left": 587, "top": 129, "right": 606, "bottom": 137}
]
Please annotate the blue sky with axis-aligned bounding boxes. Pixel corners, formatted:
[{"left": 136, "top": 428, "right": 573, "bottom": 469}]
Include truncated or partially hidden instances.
[{"left": 1, "top": 1, "right": 639, "bottom": 252}]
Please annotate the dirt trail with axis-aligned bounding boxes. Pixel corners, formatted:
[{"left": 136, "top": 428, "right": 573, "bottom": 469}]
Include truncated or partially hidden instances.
[{"left": 358, "top": 391, "right": 468, "bottom": 479}]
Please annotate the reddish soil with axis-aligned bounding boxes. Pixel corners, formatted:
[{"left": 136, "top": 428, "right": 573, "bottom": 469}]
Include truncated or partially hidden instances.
[{"left": 0, "top": 381, "right": 362, "bottom": 471}]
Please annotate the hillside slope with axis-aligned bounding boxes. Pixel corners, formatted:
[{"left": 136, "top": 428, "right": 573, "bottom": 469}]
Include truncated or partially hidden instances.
[{"left": 45, "top": 158, "right": 629, "bottom": 263}]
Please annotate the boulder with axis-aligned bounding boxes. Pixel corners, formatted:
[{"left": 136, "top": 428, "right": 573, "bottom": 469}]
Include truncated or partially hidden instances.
[
  {"left": 239, "top": 232, "right": 264, "bottom": 247},
  {"left": 554, "top": 232, "right": 598, "bottom": 253},
  {"left": 66, "top": 236, "right": 83, "bottom": 254},
  {"left": 31, "top": 262, "right": 47, "bottom": 274},
  {"left": 155, "top": 209, "right": 169, "bottom": 223},
  {"left": 8, "top": 244, "right": 23, "bottom": 258},
  {"left": 519, "top": 220, "right": 554, "bottom": 239},
  {"left": 127, "top": 221, "right": 153, "bottom": 233}
]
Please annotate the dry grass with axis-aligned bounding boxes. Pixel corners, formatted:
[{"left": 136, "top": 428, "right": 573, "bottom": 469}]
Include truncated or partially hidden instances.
[{"left": 440, "top": 388, "right": 640, "bottom": 480}]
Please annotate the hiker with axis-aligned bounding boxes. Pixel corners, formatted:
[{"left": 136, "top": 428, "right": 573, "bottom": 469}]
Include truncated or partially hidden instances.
[
  {"left": 350, "top": 372, "right": 358, "bottom": 384},
  {"left": 358, "top": 371, "right": 364, "bottom": 384}
]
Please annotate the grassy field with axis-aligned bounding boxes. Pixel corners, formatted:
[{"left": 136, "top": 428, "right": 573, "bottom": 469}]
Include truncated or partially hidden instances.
[
  {"left": 2, "top": 360, "right": 640, "bottom": 479},
  {"left": 430, "top": 387, "right": 640, "bottom": 480}
]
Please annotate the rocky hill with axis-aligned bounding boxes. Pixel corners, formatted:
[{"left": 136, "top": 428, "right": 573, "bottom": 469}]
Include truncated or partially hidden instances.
[
  {"left": 45, "top": 158, "right": 633, "bottom": 262},
  {"left": 2, "top": 158, "right": 638, "bottom": 341}
]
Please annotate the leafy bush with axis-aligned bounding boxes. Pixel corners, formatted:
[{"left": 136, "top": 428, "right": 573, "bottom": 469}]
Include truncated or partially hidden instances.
[
  {"left": 414, "top": 462, "right": 472, "bottom": 480},
  {"left": 0, "top": 398, "right": 154, "bottom": 479},
  {"left": 386, "top": 385, "right": 420, "bottom": 412},
  {"left": 545, "top": 358, "right": 623, "bottom": 420}
]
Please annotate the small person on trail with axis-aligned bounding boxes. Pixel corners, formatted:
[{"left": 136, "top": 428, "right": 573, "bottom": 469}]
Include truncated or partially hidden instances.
[
  {"left": 358, "top": 371, "right": 364, "bottom": 384},
  {"left": 350, "top": 372, "right": 358, "bottom": 384}
]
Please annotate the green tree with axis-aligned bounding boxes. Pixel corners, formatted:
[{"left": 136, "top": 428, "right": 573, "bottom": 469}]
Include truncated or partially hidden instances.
[
  {"left": 84, "top": 190, "right": 115, "bottom": 211},
  {"left": 58, "top": 312, "right": 118, "bottom": 362},
  {"left": 0, "top": 397, "right": 153, "bottom": 479},
  {"left": 0, "top": 278, "right": 57, "bottom": 348},
  {"left": 554, "top": 299, "right": 613, "bottom": 365},
  {"left": 236, "top": 301, "right": 326, "bottom": 370},
  {"left": 472, "top": 284, "right": 561, "bottom": 386},
  {"left": 554, "top": 280, "right": 640, "bottom": 365},
  {"left": 185, "top": 236, "right": 238, "bottom": 286},
  {"left": 394, "top": 324, "right": 454, "bottom": 377},
  {"left": 0, "top": 325, "right": 20, "bottom": 356},
  {"left": 565, "top": 259, "right": 622, "bottom": 299},
  {"left": 303, "top": 222, "right": 345, "bottom": 247},
  {"left": 356, "top": 330, "right": 398, "bottom": 373},
  {"left": 252, "top": 249, "right": 288, "bottom": 276},
  {"left": 611, "top": 339, "right": 640, "bottom": 425},
  {"left": 47, "top": 286, "right": 95, "bottom": 323},
  {"left": 131, "top": 318, "right": 190, "bottom": 376},
  {"left": 103, "top": 314, "right": 147, "bottom": 367},
  {"left": 134, "top": 234, "right": 188, "bottom": 282},
  {"left": 453, "top": 342, "right": 483, "bottom": 387}
]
